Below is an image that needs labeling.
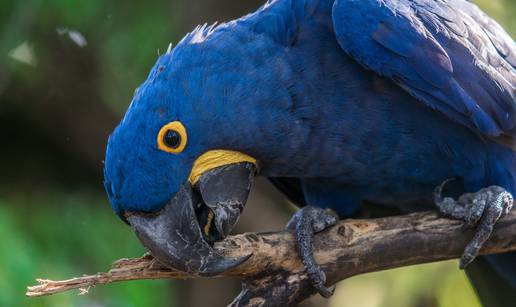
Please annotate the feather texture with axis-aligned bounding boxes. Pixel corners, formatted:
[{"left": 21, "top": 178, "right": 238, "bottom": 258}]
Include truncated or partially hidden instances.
[{"left": 332, "top": 0, "right": 515, "bottom": 141}]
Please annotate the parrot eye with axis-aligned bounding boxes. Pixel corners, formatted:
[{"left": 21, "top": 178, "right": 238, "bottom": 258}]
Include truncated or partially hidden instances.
[
  {"left": 157, "top": 121, "right": 187, "bottom": 154},
  {"left": 164, "top": 130, "right": 181, "bottom": 148}
]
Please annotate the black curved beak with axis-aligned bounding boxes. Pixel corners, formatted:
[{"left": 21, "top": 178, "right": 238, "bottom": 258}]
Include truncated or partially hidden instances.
[{"left": 126, "top": 162, "right": 255, "bottom": 276}]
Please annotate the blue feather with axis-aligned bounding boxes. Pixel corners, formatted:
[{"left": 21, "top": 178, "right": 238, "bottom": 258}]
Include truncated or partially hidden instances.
[
  {"left": 333, "top": 0, "right": 515, "bottom": 138},
  {"left": 104, "top": 0, "right": 516, "bottom": 302}
]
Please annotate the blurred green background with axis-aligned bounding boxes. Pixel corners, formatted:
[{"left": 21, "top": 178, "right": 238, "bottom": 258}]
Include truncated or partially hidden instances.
[{"left": 0, "top": 0, "right": 514, "bottom": 306}]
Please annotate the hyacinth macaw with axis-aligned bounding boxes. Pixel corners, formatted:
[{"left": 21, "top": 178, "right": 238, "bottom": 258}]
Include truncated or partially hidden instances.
[{"left": 103, "top": 0, "right": 515, "bottom": 304}]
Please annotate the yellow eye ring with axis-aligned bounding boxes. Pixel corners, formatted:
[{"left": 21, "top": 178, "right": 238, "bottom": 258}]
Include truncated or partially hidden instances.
[{"left": 157, "top": 121, "right": 187, "bottom": 154}]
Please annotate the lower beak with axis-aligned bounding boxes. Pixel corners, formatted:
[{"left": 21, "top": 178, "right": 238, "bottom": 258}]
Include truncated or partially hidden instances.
[{"left": 126, "top": 162, "right": 255, "bottom": 276}]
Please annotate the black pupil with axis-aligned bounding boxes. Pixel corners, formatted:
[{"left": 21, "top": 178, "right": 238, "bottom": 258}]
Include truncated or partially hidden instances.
[{"left": 164, "top": 130, "right": 181, "bottom": 149}]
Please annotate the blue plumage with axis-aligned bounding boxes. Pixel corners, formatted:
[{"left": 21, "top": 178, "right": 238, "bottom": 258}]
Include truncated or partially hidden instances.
[
  {"left": 333, "top": 0, "right": 515, "bottom": 139},
  {"left": 103, "top": 0, "right": 515, "bottom": 303}
]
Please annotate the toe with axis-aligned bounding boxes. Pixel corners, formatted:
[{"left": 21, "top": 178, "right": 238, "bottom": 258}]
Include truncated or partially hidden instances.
[
  {"left": 500, "top": 192, "right": 514, "bottom": 216},
  {"left": 310, "top": 269, "right": 334, "bottom": 298},
  {"left": 460, "top": 206, "right": 498, "bottom": 268},
  {"left": 312, "top": 220, "right": 326, "bottom": 232},
  {"left": 460, "top": 241, "right": 481, "bottom": 269},
  {"left": 324, "top": 213, "right": 338, "bottom": 226},
  {"left": 312, "top": 211, "right": 338, "bottom": 233},
  {"left": 314, "top": 283, "right": 335, "bottom": 298},
  {"left": 464, "top": 201, "right": 485, "bottom": 227}
]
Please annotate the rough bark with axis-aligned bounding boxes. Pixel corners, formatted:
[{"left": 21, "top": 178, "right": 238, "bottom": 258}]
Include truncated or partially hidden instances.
[{"left": 27, "top": 210, "right": 516, "bottom": 306}]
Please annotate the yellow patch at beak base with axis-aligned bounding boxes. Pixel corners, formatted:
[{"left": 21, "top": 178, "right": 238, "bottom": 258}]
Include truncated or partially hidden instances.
[{"left": 188, "top": 150, "right": 257, "bottom": 185}]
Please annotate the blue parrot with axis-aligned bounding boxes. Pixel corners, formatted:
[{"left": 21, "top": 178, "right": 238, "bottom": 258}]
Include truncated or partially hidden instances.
[{"left": 103, "top": 0, "right": 515, "bottom": 304}]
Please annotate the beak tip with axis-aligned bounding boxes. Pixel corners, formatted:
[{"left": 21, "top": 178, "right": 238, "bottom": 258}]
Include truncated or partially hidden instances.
[{"left": 198, "top": 253, "right": 252, "bottom": 276}]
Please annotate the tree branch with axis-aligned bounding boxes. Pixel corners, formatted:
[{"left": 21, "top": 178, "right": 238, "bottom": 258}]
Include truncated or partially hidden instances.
[{"left": 27, "top": 210, "right": 516, "bottom": 306}]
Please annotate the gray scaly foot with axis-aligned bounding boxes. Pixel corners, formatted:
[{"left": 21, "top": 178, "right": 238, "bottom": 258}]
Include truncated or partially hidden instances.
[
  {"left": 286, "top": 206, "right": 338, "bottom": 298},
  {"left": 434, "top": 179, "right": 514, "bottom": 268}
]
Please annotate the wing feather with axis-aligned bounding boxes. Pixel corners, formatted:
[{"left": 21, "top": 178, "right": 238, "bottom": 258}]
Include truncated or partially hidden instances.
[{"left": 332, "top": 0, "right": 515, "bottom": 145}]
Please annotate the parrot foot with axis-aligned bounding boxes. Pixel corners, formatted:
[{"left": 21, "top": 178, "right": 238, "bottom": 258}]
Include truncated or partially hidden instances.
[
  {"left": 286, "top": 206, "right": 338, "bottom": 298},
  {"left": 434, "top": 179, "right": 513, "bottom": 268}
]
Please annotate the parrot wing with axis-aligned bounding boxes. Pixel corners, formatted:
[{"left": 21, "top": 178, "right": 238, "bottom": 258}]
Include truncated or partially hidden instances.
[{"left": 332, "top": 0, "right": 516, "bottom": 148}]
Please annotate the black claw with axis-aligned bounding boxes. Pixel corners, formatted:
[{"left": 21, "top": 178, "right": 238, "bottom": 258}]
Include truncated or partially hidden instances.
[
  {"left": 459, "top": 249, "right": 476, "bottom": 269},
  {"left": 309, "top": 266, "right": 335, "bottom": 298},
  {"left": 317, "top": 285, "right": 336, "bottom": 298}
]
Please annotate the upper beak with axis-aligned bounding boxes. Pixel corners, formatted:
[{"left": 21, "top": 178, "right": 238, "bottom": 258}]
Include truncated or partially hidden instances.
[{"left": 126, "top": 153, "right": 255, "bottom": 276}]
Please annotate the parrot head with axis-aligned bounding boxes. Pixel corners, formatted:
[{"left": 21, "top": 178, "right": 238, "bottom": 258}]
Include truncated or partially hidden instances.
[{"left": 103, "top": 25, "right": 303, "bottom": 275}]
